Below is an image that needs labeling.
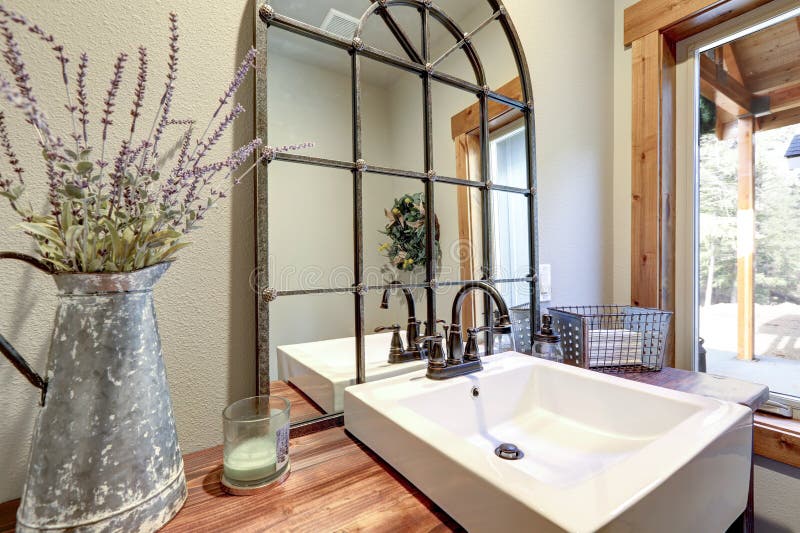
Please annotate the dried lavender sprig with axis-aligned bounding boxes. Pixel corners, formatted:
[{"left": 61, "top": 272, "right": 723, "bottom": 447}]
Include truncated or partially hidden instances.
[
  {"left": 175, "top": 137, "right": 262, "bottom": 222},
  {"left": 129, "top": 45, "right": 148, "bottom": 140},
  {"left": 0, "top": 73, "right": 56, "bottom": 150},
  {"left": 0, "top": 18, "right": 33, "bottom": 101},
  {"left": 192, "top": 103, "right": 243, "bottom": 168},
  {"left": 0, "top": 7, "right": 81, "bottom": 152},
  {"left": 0, "top": 110, "right": 23, "bottom": 184},
  {"left": 148, "top": 12, "right": 179, "bottom": 166},
  {"left": 185, "top": 142, "right": 316, "bottom": 233},
  {"left": 76, "top": 52, "right": 89, "bottom": 146},
  {"left": 171, "top": 127, "right": 193, "bottom": 178},
  {"left": 189, "top": 47, "right": 256, "bottom": 161},
  {"left": 99, "top": 52, "right": 128, "bottom": 175}
]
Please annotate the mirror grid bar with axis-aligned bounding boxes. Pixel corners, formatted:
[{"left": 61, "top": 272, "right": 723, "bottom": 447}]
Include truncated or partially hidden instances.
[
  {"left": 257, "top": 0, "right": 540, "bottom": 427},
  {"left": 272, "top": 154, "right": 531, "bottom": 196},
  {"left": 351, "top": 51, "right": 366, "bottom": 385},
  {"left": 263, "top": 10, "right": 528, "bottom": 109},
  {"left": 274, "top": 276, "right": 533, "bottom": 298}
]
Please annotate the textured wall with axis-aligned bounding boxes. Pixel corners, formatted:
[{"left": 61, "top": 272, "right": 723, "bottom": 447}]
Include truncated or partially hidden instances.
[
  {"left": 0, "top": 0, "right": 616, "bottom": 503},
  {"left": 0, "top": 0, "right": 258, "bottom": 502}
]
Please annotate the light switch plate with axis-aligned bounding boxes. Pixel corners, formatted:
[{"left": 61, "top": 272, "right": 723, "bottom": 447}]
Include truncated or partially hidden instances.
[{"left": 539, "top": 264, "right": 551, "bottom": 302}]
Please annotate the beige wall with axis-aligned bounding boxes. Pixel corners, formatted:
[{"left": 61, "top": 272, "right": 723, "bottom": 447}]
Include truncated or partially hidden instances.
[
  {"left": 0, "top": 0, "right": 615, "bottom": 502},
  {"left": 506, "top": 0, "right": 615, "bottom": 311},
  {"left": 0, "top": 0, "right": 259, "bottom": 503},
  {"left": 613, "top": 0, "right": 636, "bottom": 305}
]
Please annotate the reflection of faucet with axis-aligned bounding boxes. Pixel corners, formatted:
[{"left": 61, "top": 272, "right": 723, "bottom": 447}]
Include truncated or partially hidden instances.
[
  {"left": 380, "top": 281, "right": 426, "bottom": 362},
  {"left": 421, "top": 281, "right": 511, "bottom": 380}
]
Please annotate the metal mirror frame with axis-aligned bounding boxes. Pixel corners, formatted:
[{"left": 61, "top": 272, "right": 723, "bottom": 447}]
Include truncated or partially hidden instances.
[{"left": 254, "top": 0, "right": 540, "bottom": 427}]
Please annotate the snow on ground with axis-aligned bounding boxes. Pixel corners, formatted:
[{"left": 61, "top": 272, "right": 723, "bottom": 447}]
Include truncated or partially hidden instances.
[{"left": 701, "top": 303, "right": 800, "bottom": 397}]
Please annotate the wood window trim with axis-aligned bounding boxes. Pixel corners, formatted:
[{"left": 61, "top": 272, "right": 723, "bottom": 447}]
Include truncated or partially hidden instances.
[
  {"left": 450, "top": 77, "right": 524, "bottom": 329},
  {"left": 754, "top": 413, "right": 800, "bottom": 468},
  {"left": 625, "top": 0, "right": 770, "bottom": 368},
  {"left": 626, "top": 0, "right": 800, "bottom": 468}
]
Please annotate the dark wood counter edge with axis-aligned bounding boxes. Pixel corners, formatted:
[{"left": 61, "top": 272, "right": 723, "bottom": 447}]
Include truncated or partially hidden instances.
[{"left": 615, "top": 366, "right": 770, "bottom": 412}]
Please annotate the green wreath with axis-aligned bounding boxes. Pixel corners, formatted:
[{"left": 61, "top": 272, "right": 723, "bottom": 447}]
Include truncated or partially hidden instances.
[{"left": 379, "top": 193, "right": 441, "bottom": 272}]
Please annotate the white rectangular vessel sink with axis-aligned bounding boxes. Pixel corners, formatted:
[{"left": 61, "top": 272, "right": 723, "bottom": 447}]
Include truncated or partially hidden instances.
[
  {"left": 277, "top": 332, "right": 427, "bottom": 413},
  {"left": 345, "top": 352, "right": 753, "bottom": 532}
]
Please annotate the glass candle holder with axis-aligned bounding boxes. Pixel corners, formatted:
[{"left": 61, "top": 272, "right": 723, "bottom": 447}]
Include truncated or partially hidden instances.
[{"left": 221, "top": 395, "right": 291, "bottom": 494}]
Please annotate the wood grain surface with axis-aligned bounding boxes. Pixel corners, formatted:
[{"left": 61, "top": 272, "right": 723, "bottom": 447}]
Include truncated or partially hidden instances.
[{"left": 0, "top": 369, "right": 769, "bottom": 532}]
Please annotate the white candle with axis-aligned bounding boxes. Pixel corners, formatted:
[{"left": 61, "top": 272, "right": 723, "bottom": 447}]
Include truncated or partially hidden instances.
[{"left": 223, "top": 436, "right": 277, "bottom": 482}]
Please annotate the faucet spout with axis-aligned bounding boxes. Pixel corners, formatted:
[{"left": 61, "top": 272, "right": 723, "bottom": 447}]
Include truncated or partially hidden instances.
[
  {"left": 380, "top": 281, "right": 416, "bottom": 318},
  {"left": 450, "top": 281, "right": 512, "bottom": 332},
  {"left": 448, "top": 281, "right": 512, "bottom": 362},
  {"left": 379, "top": 281, "right": 425, "bottom": 361}
]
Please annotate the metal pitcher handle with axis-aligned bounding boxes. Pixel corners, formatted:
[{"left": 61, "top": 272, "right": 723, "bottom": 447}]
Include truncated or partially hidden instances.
[{"left": 0, "top": 251, "right": 52, "bottom": 405}]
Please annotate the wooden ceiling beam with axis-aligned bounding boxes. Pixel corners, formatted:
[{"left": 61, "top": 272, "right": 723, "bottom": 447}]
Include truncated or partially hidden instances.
[
  {"left": 624, "top": 0, "right": 773, "bottom": 46},
  {"left": 757, "top": 106, "right": 800, "bottom": 132},
  {"left": 700, "top": 53, "right": 754, "bottom": 116},
  {"left": 748, "top": 62, "right": 800, "bottom": 94},
  {"left": 767, "top": 82, "right": 800, "bottom": 114},
  {"left": 722, "top": 44, "right": 745, "bottom": 84}
]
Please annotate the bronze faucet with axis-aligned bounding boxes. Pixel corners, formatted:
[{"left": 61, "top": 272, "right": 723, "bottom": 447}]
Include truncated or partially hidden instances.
[
  {"left": 420, "top": 281, "right": 512, "bottom": 380},
  {"left": 379, "top": 281, "right": 426, "bottom": 363}
]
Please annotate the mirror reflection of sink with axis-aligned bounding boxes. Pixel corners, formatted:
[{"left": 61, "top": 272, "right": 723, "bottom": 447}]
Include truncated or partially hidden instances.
[
  {"left": 344, "top": 352, "right": 753, "bottom": 532},
  {"left": 277, "top": 332, "right": 427, "bottom": 413}
]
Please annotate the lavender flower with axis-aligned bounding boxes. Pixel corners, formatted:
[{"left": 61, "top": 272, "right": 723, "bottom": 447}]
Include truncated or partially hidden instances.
[
  {"left": 0, "top": 111, "right": 23, "bottom": 184},
  {"left": 130, "top": 46, "right": 148, "bottom": 138},
  {"left": 0, "top": 9, "right": 310, "bottom": 272},
  {"left": 190, "top": 48, "right": 256, "bottom": 161},
  {"left": 150, "top": 12, "right": 179, "bottom": 163},
  {"left": 0, "top": 18, "right": 32, "bottom": 100},
  {"left": 1, "top": 7, "right": 80, "bottom": 148},
  {"left": 219, "top": 48, "right": 256, "bottom": 111},
  {"left": 76, "top": 53, "right": 89, "bottom": 146},
  {"left": 101, "top": 52, "right": 128, "bottom": 146},
  {"left": 193, "top": 103, "right": 243, "bottom": 167},
  {"left": 0, "top": 73, "right": 56, "bottom": 150}
]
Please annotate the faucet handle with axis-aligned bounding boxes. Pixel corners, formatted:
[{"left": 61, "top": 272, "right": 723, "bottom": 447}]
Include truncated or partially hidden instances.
[
  {"left": 416, "top": 334, "right": 445, "bottom": 367},
  {"left": 464, "top": 326, "right": 493, "bottom": 360},
  {"left": 422, "top": 319, "right": 447, "bottom": 336},
  {"left": 377, "top": 324, "right": 405, "bottom": 363}
]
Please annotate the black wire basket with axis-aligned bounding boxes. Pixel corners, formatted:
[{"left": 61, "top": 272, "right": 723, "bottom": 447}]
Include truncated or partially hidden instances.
[{"left": 547, "top": 305, "right": 673, "bottom": 373}]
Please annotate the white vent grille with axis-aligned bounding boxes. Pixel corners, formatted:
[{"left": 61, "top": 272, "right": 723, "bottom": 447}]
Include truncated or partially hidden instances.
[{"left": 321, "top": 9, "right": 359, "bottom": 39}]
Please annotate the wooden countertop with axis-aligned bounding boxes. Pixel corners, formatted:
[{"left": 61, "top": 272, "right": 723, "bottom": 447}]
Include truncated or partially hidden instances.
[
  {"left": 0, "top": 367, "right": 771, "bottom": 532},
  {"left": 164, "top": 428, "right": 459, "bottom": 532},
  {"left": 617, "top": 366, "right": 770, "bottom": 411}
]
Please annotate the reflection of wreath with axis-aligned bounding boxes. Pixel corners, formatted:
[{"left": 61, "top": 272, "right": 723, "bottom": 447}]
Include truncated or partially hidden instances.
[{"left": 379, "top": 193, "right": 441, "bottom": 272}]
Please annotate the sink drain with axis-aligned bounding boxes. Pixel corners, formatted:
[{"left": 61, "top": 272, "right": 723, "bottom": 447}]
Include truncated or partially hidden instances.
[{"left": 495, "top": 443, "right": 524, "bottom": 460}]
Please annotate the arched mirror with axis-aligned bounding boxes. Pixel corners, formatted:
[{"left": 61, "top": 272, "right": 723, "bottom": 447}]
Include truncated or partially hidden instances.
[{"left": 254, "top": 0, "right": 539, "bottom": 428}]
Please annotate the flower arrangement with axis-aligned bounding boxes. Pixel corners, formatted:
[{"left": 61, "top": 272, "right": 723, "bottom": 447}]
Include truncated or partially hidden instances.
[
  {"left": 379, "top": 192, "right": 440, "bottom": 272},
  {"left": 0, "top": 7, "right": 310, "bottom": 272}
]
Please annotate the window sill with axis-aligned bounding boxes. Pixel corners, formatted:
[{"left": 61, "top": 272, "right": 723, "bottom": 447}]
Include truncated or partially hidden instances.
[{"left": 754, "top": 413, "right": 800, "bottom": 468}]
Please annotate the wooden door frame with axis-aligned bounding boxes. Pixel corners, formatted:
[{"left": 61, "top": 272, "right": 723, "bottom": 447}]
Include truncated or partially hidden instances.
[
  {"left": 451, "top": 78, "right": 524, "bottom": 328},
  {"left": 624, "top": 0, "right": 771, "bottom": 367}
]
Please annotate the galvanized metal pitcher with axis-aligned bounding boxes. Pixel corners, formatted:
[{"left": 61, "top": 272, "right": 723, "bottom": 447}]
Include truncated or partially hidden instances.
[{"left": 0, "top": 255, "right": 187, "bottom": 532}]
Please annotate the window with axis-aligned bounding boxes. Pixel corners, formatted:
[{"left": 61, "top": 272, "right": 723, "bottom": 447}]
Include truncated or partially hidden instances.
[
  {"left": 691, "top": 10, "right": 800, "bottom": 412},
  {"left": 490, "top": 121, "right": 529, "bottom": 307}
]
